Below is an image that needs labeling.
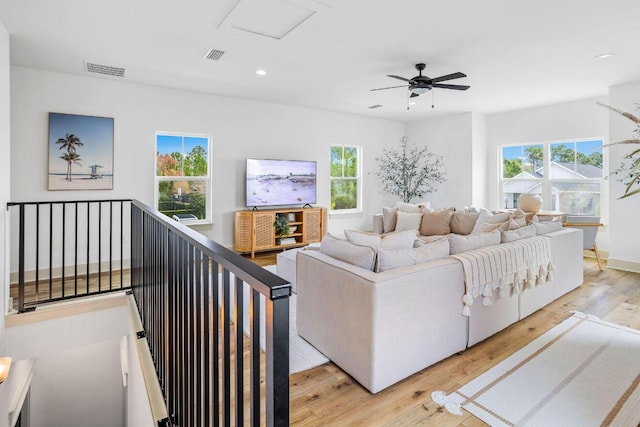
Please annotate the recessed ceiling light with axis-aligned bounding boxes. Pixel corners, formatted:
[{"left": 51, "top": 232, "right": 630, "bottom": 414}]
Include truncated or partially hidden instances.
[
  {"left": 593, "top": 53, "right": 615, "bottom": 60},
  {"left": 408, "top": 101, "right": 416, "bottom": 105},
  {"left": 256, "top": 69, "right": 267, "bottom": 76}
]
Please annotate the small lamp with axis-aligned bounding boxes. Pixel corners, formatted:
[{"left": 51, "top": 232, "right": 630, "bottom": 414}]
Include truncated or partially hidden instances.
[{"left": 0, "top": 357, "right": 12, "bottom": 384}]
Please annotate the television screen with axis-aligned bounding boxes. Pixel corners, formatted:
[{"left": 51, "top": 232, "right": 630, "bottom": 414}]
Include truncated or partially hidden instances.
[{"left": 246, "top": 159, "right": 317, "bottom": 207}]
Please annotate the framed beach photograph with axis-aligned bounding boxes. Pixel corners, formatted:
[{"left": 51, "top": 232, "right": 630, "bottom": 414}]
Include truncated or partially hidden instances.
[{"left": 48, "top": 112, "right": 114, "bottom": 190}]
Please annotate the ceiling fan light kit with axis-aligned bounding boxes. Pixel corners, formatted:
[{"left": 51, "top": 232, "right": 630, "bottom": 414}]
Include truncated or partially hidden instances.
[{"left": 371, "top": 62, "right": 470, "bottom": 105}]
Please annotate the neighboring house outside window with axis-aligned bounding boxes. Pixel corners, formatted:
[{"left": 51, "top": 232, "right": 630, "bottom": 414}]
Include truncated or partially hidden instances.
[
  {"left": 330, "top": 145, "right": 362, "bottom": 213},
  {"left": 500, "top": 139, "right": 604, "bottom": 216},
  {"left": 155, "top": 133, "right": 211, "bottom": 224}
]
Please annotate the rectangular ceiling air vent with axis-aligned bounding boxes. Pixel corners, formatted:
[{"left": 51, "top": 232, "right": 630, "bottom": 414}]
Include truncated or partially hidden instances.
[
  {"left": 85, "top": 62, "right": 125, "bottom": 78},
  {"left": 203, "top": 49, "right": 226, "bottom": 60},
  {"left": 368, "top": 104, "right": 383, "bottom": 109}
]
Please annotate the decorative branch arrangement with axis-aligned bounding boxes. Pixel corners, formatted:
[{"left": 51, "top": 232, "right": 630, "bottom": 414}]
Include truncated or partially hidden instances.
[
  {"left": 374, "top": 137, "right": 446, "bottom": 203},
  {"left": 598, "top": 102, "right": 640, "bottom": 199}
]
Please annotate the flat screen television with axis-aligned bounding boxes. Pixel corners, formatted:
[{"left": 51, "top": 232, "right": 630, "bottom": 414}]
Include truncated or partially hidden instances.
[{"left": 246, "top": 158, "right": 317, "bottom": 207}]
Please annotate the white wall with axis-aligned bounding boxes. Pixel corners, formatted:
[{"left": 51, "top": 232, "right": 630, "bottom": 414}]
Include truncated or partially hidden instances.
[
  {"left": 10, "top": 67, "right": 404, "bottom": 248},
  {"left": 472, "top": 112, "right": 488, "bottom": 207},
  {"left": 30, "top": 339, "right": 124, "bottom": 427},
  {"left": 487, "top": 97, "right": 610, "bottom": 251},
  {"left": 607, "top": 81, "right": 640, "bottom": 271},
  {"left": 405, "top": 112, "right": 474, "bottom": 209},
  {"left": 4, "top": 304, "right": 130, "bottom": 427},
  {"left": 0, "top": 18, "right": 10, "bottom": 344}
]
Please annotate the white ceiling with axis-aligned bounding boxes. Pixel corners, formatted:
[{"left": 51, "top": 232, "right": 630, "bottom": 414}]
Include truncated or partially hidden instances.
[{"left": 1, "top": 0, "right": 640, "bottom": 122}]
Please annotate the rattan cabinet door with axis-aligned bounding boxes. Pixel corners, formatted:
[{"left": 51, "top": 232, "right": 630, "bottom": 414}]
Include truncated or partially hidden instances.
[
  {"left": 302, "top": 209, "right": 322, "bottom": 243},
  {"left": 253, "top": 212, "right": 276, "bottom": 249}
]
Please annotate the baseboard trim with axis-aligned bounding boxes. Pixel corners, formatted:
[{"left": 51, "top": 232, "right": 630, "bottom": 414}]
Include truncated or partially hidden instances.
[
  {"left": 10, "top": 259, "right": 131, "bottom": 284},
  {"left": 607, "top": 258, "right": 640, "bottom": 273}
]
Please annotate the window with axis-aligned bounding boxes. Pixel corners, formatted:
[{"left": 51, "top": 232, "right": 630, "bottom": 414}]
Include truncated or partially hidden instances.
[
  {"left": 500, "top": 139, "right": 604, "bottom": 216},
  {"left": 156, "top": 133, "right": 211, "bottom": 224},
  {"left": 330, "top": 145, "right": 362, "bottom": 213}
]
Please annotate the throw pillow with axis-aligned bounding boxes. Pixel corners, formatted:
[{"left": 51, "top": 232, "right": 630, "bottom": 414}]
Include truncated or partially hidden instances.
[
  {"left": 534, "top": 221, "right": 563, "bottom": 235},
  {"left": 344, "top": 229, "right": 416, "bottom": 251},
  {"left": 500, "top": 224, "right": 536, "bottom": 243},
  {"left": 395, "top": 211, "right": 423, "bottom": 232},
  {"left": 320, "top": 234, "right": 376, "bottom": 271},
  {"left": 415, "top": 234, "right": 449, "bottom": 246},
  {"left": 449, "top": 230, "right": 501, "bottom": 255},
  {"left": 382, "top": 206, "right": 398, "bottom": 233},
  {"left": 471, "top": 208, "right": 511, "bottom": 234},
  {"left": 450, "top": 211, "right": 479, "bottom": 235},
  {"left": 396, "top": 201, "right": 431, "bottom": 213},
  {"left": 419, "top": 207, "right": 454, "bottom": 236},
  {"left": 376, "top": 237, "right": 449, "bottom": 272}
]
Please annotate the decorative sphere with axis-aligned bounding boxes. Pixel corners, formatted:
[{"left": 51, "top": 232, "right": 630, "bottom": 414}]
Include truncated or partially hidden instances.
[{"left": 517, "top": 193, "right": 543, "bottom": 212}]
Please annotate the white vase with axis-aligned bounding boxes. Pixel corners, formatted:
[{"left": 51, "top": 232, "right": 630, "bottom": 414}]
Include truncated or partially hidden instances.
[{"left": 517, "top": 193, "right": 543, "bottom": 212}]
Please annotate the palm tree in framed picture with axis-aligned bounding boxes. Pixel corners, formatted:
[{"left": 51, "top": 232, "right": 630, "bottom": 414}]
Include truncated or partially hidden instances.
[
  {"left": 60, "top": 151, "right": 82, "bottom": 181},
  {"left": 56, "top": 133, "right": 84, "bottom": 181}
]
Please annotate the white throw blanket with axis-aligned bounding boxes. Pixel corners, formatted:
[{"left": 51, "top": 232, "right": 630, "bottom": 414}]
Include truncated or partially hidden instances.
[{"left": 451, "top": 236, "right": 554, "bottom": 316}]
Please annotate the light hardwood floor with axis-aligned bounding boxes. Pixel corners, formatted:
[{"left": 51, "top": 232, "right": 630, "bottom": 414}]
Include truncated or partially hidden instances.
[{"left": 249, "top": 254, "right": 640, "bottom": 426}]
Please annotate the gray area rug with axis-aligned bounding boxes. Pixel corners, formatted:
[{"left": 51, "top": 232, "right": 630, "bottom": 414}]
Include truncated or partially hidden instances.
[{"left": 225, "top": 265, "right": 329, "bottom": 374}]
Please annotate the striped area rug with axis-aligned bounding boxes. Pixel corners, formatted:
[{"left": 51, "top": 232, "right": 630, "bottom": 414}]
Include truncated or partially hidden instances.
[{"left": 433, "top": 312, "right": 640, "bottom": 426}]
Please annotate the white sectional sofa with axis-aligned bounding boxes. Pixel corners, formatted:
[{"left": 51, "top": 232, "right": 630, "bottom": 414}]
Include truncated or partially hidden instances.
[{"left": 295, "top": 227, "right": 583, "bottom": 393}]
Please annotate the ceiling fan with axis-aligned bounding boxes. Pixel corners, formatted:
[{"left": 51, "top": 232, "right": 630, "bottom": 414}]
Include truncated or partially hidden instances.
[{"left": 371, "top": 63, "right": 470, "bottom": 97}]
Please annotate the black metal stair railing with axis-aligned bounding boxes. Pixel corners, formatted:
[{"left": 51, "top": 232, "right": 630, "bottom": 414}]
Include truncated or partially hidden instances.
[
  {"left": 7, "top": 199, "right": 291, "bottom": 426},
  {"left": 131, "top": 200, "right": 291, "bottom": 427},
  {"left": 7, "top": 199, "right": 132, "bottom": 312}
]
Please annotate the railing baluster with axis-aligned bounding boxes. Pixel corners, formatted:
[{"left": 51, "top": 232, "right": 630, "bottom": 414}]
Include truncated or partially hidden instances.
[
  {"left": 74, "top": 202, "right": 78, "bottom": 295},
  {"left": 99, "top": 202, "right": 103, "bottom": 292},
  {"left": 49, "top": 203, "right": 53, "bottom": 300},
  {"left": 109, "top": 201, "right": 113, "bottom": 291},
  {"left": 235, "top": 275, "right": 245, "bottom": 425},
  {"left": 222, "top": 268, "right": 232, "bottom": 425},
  {"left": 203, "top": 255, "right": 211, "bottom": 427},
  {"left": 251, "top": 288, "right": 261, "bottom": 426},
  {"left": 212, "top": 260, "right": 220, "bottom": 427},
  {"left": 17, "top": 204, "right": 25, "bottom": 312},
  {"left": 35, "top": 204, "right": 40, "bottom": 302},
  {"left": 86, "top": 202, "right": 90, "bottom": 294},
  {"left": 62, "top": 202, "right": 66, "bottom": 298}
]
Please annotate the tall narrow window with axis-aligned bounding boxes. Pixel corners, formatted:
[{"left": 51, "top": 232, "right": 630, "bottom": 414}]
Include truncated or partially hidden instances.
[
  {"left": 499, "top": 139, "right": 603, "bottom": 216},
  {"left": 330, "top": 145, "right": 362, "bottom": 212},
  {"left": 156, "top": 133, "right": 211, "bottom": 223}
]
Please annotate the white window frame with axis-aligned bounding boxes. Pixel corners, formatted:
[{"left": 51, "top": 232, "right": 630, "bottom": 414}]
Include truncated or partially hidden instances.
[
  {"left": 499, "top": 138, "right": 606, "bottom": 221},
  {"left": 330, "top": 144, "right": 363, "bottom": 214},
  {"left": 154, "top": 132, "right": 212, "bottom": 225}
]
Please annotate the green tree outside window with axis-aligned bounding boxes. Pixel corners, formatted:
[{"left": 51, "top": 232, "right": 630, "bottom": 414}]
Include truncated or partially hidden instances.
[{"left": 331, "top": 145, "right": 360, "bottom": 211}]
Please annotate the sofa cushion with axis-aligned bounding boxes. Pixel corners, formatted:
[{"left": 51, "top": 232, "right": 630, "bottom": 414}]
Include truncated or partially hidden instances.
[
  {"left": 419, "top": 207, "right": 454, "bottom": 236},
  {"left": 449, "top": 230, "right": 501, "bottom": 254},
  {"left": 320, "top": 234, "right": 376, "bottom": 270},
  {"left": 450, "top": 211, "right": 479, "bottom": 235},
  {"left": 534, "top": 221, "right": 563, "bottom": 235},
  {"left": 382, "top": 206, "right": 398, "bottom": 233},
  {"left": 376, "top": 237, "right": 449, "bottom": 272},
  {"left": 396, "top": 211, "right": 423, "bottom": 232},
  {"left": 500, "top": 224, "right": 536, "bottom": 243},
  {"left": 344, "top": 229, "right": 416, "bottom": 251}
]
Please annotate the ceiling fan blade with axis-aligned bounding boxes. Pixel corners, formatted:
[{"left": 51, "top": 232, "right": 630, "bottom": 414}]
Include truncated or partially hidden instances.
[
  {"left": 370, "top": 85, "right": 409, "bottom": 91},
  {"left": 430, "top": 72, "right": 466, "bottom": 83},
  {"left": 432, "top": 83, "right": 470, "bottom": 91},
  {"left": 387, "top": 74, "right": 413, "bottom": 83}
]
